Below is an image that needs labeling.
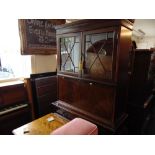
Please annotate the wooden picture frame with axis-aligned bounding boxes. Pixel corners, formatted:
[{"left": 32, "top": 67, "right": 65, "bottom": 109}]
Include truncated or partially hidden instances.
[{"left": 18, "top": 19, "right": 65, "bottom": 55}]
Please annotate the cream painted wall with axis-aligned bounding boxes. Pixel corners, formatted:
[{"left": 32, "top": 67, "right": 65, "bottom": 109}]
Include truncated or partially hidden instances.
[
  {"left": 31, "top": 54, "right": 57, "bottom": 74},
  {"left": 135, "top": 36, "right": 155, "bottom": 49},
  {"left": 132, "top": 35, "right": 139, "bottom": 43}
]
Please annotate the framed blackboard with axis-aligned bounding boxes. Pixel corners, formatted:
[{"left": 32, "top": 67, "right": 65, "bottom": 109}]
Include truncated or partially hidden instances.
[{"left": 18, "top": 19, "right": 65, "bottom": 55}]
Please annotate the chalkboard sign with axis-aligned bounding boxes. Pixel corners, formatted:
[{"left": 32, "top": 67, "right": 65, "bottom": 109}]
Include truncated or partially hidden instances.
[{"left": 19, "top": 19, "right": 65, "bottom": 55}]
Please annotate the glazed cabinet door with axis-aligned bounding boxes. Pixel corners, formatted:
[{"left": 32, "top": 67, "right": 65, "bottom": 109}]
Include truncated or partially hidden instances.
[
  {"left": 57, "top": 33, "right": 81, "bottom": 77},
  {"left": 82, "top": 28, "right": 118, "bottom": 82}
]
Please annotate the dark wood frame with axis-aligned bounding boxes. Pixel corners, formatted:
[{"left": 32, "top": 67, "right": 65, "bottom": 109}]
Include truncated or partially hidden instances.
[
  {"left": 82, "top": 27, "right": 118, "bottom": 82},
  {"left": 18, "top": 19, "right": 65, "bottom": 55},
  {"left": 57, "top": 32, "right": 82, "bottom": 77}
]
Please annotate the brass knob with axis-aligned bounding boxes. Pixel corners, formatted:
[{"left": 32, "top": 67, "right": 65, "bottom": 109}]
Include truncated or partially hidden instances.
[{"left": 89, "top": 82, "right": 93, "bottom": 86}]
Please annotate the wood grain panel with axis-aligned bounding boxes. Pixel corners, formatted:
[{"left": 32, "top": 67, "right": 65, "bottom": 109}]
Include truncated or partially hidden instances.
[
  {"left": 0, "top": 83, "right": 28, "bottom": 106},
  {"left": 58, "top": 76, "right": 115, "bottom": 122},
  {"left": 32, "top": 75, "right": 57, "bottom": 117},
  {"left": 12, "top": 113, "right": 68, "bottom": 135}
]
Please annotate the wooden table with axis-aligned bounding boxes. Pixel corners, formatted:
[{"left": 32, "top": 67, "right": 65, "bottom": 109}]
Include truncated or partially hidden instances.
[{"left": 12, "top": 113, "right": 69, "bottom": 135}]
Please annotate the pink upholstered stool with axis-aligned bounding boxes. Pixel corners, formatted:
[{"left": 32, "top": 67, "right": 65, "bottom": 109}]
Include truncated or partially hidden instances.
[{"left": 51, "top": 118, "right": 98, "bottom": 135}]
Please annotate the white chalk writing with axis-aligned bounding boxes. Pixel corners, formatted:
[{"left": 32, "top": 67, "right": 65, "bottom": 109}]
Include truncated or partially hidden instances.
[{"left": 26, "top": 19, "right": 56, "bottom": 45}]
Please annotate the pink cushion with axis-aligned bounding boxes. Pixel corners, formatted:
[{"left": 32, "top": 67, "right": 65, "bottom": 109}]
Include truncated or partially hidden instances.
[{"left": 51, "top": 118, "right": 98, "bottom": 135}]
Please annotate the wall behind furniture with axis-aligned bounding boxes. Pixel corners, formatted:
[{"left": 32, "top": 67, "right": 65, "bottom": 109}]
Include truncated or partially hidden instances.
[
  {"left": 31, "top": 54, "right": 57, "bottom": 74},
  {"left": 135, "top": 36, "right": 155, "bottom": 49},
  {"left": 132, "top": 35, "right": 139, "bottom": 43}
]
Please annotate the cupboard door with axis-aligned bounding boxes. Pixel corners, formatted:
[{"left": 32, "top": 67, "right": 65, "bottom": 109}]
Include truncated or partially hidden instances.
[
  {"left": 58, "top": 33, "right": 81, "bottom": 76},
  {"left": 83, "top": 28, "right": 117, "bottom": 81},
  {"left": 79, "top": 80, "right": 115, "bottom": 121},
  {"left": 58, "top": 76, "right": 80, "bottom": 104},
  {"left": 58, "top": 76, "right": 115, "bottom": 122}
]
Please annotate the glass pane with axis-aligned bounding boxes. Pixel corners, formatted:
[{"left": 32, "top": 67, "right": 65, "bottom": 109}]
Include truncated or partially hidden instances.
[
  {"left": 84, "top": 32, "right": 114, "bottom": 80},
  {"left": 60, "top": 36, "right": 80, "bottom": 73},
  {"left": 0, "top": 19, "right": 31, "bottom": 80}
]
